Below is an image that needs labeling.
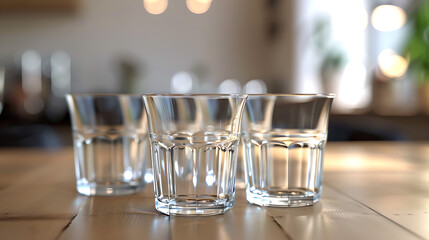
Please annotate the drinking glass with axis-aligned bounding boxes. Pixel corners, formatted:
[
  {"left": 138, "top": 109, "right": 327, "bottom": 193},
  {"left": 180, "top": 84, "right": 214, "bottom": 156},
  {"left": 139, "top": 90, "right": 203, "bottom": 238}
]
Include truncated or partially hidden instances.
[
  {"left": 66, "top": 94, "right": 150, "bottom": 196},
  {"left": 143, "top": 94, "right": 247, "bottom": 216},
  {"left": 243, "top": 94, "right": 334, "bottom": 207}
]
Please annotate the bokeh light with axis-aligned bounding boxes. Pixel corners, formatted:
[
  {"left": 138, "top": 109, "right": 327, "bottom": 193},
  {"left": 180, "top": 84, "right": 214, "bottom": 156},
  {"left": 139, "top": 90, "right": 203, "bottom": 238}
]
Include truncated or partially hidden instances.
[
  {"left": 371, "top": 5, "right": 406, "bottom": 32},
  {"left": 186, "top": 0, "right": 212, "bottom": 14},
  {"left": 378, "top": 49, "right": 408, "bottom": 78},
  {"left": 243, "top": 79, "right": 267, "bottom": 94},
  {"left": 218, "top": 79, "right": 241, "bottom": 93},
  {"left": 51, "top": 51, "right": 71, "bottom": 97},
  {"left": 22, "top": 50, "right": 42, "bottom": 95},
  {"left": 171, "top": 71, "right": 194, "bottom": 93},
  {"left": 143, "top": 0, "right": 168, "bottom": 15}
]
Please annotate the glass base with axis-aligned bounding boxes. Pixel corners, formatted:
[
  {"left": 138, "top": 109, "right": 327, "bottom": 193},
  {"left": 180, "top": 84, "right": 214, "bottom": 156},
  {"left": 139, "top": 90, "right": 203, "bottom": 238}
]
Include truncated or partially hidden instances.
[
  {"left": 77, "top": 182, "right": 143, "bottom": 196},
  {"left": 155, "top": 197, "right": 234, "bottom": 216},
  {"left": 246, "top": 188, "right": 320, "bottom": 207}
]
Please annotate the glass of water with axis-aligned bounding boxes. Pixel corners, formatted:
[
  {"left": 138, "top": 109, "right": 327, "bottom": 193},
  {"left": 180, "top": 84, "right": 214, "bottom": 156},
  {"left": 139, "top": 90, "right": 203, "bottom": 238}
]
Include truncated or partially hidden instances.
[
  {"left": 143, "top": 94, "right": 247, "bottom": 216},
  {"left": 243, "top": 94, "right": 334, "bottom": 207},
  {"left": 66, "top": 94, "right": 150, "bottom": 196}
]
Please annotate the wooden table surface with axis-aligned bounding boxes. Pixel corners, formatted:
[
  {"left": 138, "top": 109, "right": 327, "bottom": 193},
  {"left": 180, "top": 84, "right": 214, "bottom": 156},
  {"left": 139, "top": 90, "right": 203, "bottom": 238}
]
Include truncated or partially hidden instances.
[{"left": 0, "top": 142, "right": 428, "bottom": 240}]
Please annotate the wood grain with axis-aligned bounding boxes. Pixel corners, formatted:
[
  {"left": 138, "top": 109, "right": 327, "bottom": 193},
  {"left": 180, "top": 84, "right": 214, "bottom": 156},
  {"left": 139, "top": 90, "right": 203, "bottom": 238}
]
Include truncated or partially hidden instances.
[
  {"left": 269, "top": 187, "right": 420, "bottom": 240},
  {"left": 59, "top": 188, "right": 288, "bottom": 240},
  {"left": 0, "top": 148, "right": 84, "bottom": 239},
  {"left": 324, "top": 142, "right": 429, "bottom": 239},
  {"left": 0, "top": 219, "right": 71, "bottom": 240},
  {"left": 0, "top": 143, "right": 428, "bottom": 239}
]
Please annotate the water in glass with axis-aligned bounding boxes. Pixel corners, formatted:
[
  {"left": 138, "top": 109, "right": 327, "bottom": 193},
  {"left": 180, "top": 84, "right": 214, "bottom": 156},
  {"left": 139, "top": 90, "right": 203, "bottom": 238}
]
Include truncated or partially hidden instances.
[
  {"left": 150, "top": 131, "right": 239, "bottom": 215},
  {"left": 244, "top": 130, "right": 326, "bottom": 207}
]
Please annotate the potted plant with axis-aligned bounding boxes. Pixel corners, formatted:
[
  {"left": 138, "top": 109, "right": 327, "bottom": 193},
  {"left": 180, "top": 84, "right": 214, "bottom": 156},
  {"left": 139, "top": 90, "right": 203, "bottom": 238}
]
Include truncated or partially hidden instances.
[{"left": 404, "top": 0, "right": 429, "bottom": 113}]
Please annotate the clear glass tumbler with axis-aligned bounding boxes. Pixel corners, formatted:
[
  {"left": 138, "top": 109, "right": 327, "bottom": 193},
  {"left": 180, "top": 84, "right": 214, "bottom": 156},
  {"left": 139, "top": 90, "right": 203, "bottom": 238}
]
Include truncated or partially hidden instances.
[
  {"left": 66, "top": 94, "right": 150, "bottom": 196},
  {"left": 243, "top": 94, "right": 334, "bottom": 207},
  {"left": 143, "top": 94, "right": 247, "bottom": 216}
]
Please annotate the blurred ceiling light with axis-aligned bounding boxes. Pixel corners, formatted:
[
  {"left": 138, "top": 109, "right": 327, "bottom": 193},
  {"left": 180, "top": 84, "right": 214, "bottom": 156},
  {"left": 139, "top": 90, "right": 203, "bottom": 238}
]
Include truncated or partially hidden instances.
[
  {"left": 378, "top": 49, "right": 408, "bottom": 78},
  {"left": 371, "top": 5, "right": 406, "bottom": 32},
  {"left": 171, "top": 71, "right": 194, "bottom": 93},
  {"left": 243, "top": 79, "right": 267, "bottom": 94},
  {"left": 143, "top": 0, "right": 168, "bottom": 15},
  {"left": 186, "top": 0, "right": 212, "bottom": 14},
  {"left": 218, "top": 79, "right": 241, "bottom": 93}
]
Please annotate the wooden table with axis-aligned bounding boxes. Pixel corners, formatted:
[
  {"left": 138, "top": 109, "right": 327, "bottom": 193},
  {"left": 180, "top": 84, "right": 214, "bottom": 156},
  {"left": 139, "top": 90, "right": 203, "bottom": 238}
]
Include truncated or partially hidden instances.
[{"left": 0, "top": 142, "right": 428, "bottom": 240}]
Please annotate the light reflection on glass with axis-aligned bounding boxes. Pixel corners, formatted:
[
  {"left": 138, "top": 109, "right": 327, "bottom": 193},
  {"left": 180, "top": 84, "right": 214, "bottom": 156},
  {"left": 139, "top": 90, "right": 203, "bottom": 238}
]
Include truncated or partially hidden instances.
[
  {"left": 144, "top": 170, "right": 154, "bottom": 183},
  {"left": 371, "top": 5, "right": 406, "bottom": 32},
  {"left": 106, "top": 187, "right": 114, "bottom": 194},
  {"left": 377, "top": 49, "right": 408, "bottom": 79},
  {"left": 123, "top": 169, "right": 133, "bottom": 181},
  {"left": 186, "top": 0, "right": 212, "bottom": 14},
  {"left": 143, "top": 0, "right": 168, "bottom": 15},
  {"left": 205, "top": 170, "right": 216, "bottom": 186}
]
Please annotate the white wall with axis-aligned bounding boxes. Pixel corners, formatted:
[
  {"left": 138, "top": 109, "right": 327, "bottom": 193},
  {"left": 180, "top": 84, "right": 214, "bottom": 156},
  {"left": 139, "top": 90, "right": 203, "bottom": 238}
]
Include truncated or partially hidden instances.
[{"left": 0, "top": 0, "right": 272, "bottom": 93}]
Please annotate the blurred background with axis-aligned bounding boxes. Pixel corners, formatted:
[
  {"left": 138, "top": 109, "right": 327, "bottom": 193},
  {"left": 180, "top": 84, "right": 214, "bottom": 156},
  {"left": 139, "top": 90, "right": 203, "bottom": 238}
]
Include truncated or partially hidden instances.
[{"left": 1, "top": 0, "right": 429, "bottom": 148}]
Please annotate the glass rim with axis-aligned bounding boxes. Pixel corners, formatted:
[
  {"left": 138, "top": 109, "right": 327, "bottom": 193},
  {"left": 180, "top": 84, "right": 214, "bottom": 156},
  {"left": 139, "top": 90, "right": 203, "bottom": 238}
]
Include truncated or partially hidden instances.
[
  {"left": 66, "top": 93, "right": 142, "bottom": 97},
  {"left": 247, "top": 93, "right": 335, "bottom": 98},
  {"left": 142, "top": 93, "right": 248, "bottom": 98}
]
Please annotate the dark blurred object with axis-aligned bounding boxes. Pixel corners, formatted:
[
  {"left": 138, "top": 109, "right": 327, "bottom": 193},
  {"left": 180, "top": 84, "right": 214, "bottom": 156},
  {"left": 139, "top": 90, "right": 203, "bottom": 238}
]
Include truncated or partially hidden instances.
[
  {"left": 326, "top": 114, "right": 429, "bottom": 141},
  {"left": 0, "top": 0, "right": 78, "bottom": 12},
  {"left": 0, "top": 51, "right": 71, "bottom": 148},
  {"left": 0, "top": 124, "right": 62, "bottom": 148},
  {"left": 0, "top": 67, "right": 4, "bottom": 114},
  {"left": 2, "top": 50, "right": 70, "bottom": 123},
  {"left": 116, "top": 58, "right": 141, "bottom": 93}
]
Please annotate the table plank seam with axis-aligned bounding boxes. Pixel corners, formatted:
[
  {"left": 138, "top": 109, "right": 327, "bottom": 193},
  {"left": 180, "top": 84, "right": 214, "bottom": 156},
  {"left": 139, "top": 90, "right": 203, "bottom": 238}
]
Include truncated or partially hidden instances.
[
  {"left": 270, "top": 215, "right": 294, "bottom": 240},
  {"left": 54, "top": 211, "right": 79, "bottom": 240},
  {"left": 0, "top": 214, "right": 74, "bottom": 221},
  {"left": 324, "top": 182, "right": 426, "bottom": 240},
  {"left": 127, "top": 210, "right": 161, "bottom": 216}
]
